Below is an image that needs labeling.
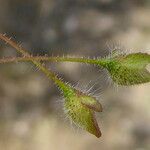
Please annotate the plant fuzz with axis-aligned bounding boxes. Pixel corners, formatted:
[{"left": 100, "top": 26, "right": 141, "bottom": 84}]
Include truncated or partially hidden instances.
[{"left": 0, "top": 33, "right": 150, "bottom": 138}]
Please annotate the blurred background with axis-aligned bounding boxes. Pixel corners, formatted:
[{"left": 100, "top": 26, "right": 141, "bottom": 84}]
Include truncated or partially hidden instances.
[{"left": 0, "top": 0, "right": 150, "bottom": 150}]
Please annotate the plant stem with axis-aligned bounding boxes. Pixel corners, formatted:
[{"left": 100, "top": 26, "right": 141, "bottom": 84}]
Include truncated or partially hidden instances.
[
  {"left": 0, "top": 33, "right": 71, "bottom": 93},
  {"left": 0, "top": 55, "right": 107, "bottom": 67}
]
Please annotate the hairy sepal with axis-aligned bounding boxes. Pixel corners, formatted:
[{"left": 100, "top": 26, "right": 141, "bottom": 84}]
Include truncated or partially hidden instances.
[
  {"left": 63, "top": 88, "right": 102, "bottom": 138},
  {"left": 98, "top": 52, "right": 150, "bottom": 85}
]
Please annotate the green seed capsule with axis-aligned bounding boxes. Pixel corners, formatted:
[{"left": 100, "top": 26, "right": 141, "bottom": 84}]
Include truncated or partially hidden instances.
[
  {"left": 97, "top": 52, "right": 150, "bottom": 85},
  {"left": 63, "top": 87, "right": 102, "bottom": 138}
]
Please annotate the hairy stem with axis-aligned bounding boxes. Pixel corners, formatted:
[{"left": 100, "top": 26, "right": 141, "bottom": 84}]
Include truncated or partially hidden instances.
[
  {"left": 0, "top": 33, "right": 69, "bottom": 92},
  {"left": 0, "top": 55, "right": 107, "bottom": 67}
]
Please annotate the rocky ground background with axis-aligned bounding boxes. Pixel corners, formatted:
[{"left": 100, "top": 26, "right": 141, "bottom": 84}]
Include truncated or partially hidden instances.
[{"left": 0, "top": 0, "right": 150, "bottom": 150}]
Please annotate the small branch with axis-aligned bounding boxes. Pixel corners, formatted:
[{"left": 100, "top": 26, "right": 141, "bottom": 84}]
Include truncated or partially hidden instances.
[
  {"left": 0, "top": 34, "right": 107, "bottom": 67},
  {"left": 0, "top": 55, "right": 101, "bottom": 65},
  {"left": 0, "top": 33, "right": 29, "bottom": 55},
  {"left": 0, "top": 33, "right": 66, "bottom": 90}
]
